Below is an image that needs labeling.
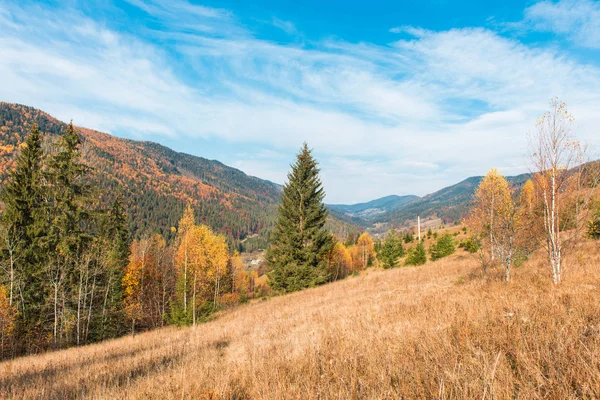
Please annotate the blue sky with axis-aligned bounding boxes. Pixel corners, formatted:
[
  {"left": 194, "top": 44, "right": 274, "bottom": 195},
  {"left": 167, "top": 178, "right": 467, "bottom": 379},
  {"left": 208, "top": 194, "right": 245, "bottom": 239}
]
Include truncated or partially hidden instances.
[{"left": 1, "top": 0, "right": 600, "bottom": 203}]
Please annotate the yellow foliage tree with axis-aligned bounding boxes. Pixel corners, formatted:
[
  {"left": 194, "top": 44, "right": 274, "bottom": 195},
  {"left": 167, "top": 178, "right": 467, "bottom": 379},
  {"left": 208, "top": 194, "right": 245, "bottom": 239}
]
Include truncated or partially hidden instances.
[
  {"left": 230, "top": 251, "right": 249, "bottom": 296},
  {"left": 176, "top": 223, "right": 229, "bottom": 326},
  {"left": 328, "top": 242, "right": 352, "bottom": 281},
  {"left": 0, "top": 286, "right": 16, "bottom": 356},
  {"left": 356, "top": 233, "right": 375, "bottom": 271},
  {"left": 469, "top": 169, "right": 513, "bottom": 267},
  {"left": 174, "top": 204, "right": 195, "bottom": 314}
]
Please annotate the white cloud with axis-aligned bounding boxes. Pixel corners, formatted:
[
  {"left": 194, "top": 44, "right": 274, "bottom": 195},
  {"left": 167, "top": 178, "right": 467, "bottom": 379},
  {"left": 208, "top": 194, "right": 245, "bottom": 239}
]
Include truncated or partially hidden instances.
[
  {"left": 1, "top": 0, "right": 600, "bottom": 203},
  {"left": 523, "top": 0, "right": 600, "bottom": 48}
]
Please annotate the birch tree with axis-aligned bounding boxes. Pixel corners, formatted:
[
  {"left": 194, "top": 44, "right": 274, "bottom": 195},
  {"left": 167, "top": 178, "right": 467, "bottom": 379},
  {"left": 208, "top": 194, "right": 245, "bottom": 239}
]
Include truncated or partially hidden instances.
[
  {"left": 468, "top": 169, "right": 513, "bottom": 272},
  {"left": 530, "top": 98, "right": 578, "bottom": 285}
]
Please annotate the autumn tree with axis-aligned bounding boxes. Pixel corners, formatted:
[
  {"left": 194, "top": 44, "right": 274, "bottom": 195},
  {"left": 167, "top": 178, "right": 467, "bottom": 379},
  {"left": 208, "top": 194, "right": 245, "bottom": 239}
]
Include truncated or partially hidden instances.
[
  {"left": 173, "top": 205, "right": 195, "bottom": 320},
  {"left": 530, "top": 98, "right": 579, "bottom": 284},
  {"left": 327, "top": 241, "right": 352, "bottom": 280},
  {"left": 267, "top": 143, "right": 333, "bottom": 292},
  {"left": 230, "top": 251, "right": 249, "bottom": 299},
  {"left": 123, "top": 234, "right": 172, "bottom": 334},
  {"left": 468, "top": 169, "right": 513, "bottom": 272},
  {"left": 356, "top": 232, "right": 375, "bottom": 270},
  {"left": 0, "top": 286, "right": 16, "bottom": 358}
]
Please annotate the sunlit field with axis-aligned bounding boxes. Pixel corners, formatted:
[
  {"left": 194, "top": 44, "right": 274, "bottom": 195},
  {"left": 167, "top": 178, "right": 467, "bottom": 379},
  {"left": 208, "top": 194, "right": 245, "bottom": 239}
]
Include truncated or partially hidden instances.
[{"left": 2, "top": 239, "right": 600, "bottom": 399}]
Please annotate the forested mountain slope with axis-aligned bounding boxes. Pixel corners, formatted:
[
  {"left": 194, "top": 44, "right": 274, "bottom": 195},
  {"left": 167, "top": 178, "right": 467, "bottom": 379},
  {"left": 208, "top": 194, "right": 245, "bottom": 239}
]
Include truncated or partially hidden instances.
[
  {"left": 0, "top": 103, "right": 281, "bottom": 244},
  {"left": 375, "top": 174, "right": 531, "bottom": 225},
  {"left": 328, "top": 195, "right": 419, "bottom": 225}
]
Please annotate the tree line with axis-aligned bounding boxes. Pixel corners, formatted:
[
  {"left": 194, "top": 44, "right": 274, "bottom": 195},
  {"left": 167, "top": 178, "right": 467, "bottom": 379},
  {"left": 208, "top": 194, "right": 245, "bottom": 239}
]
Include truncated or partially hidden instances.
[{"left": 0, "top": 124, "right": 266, "bottom": 359}]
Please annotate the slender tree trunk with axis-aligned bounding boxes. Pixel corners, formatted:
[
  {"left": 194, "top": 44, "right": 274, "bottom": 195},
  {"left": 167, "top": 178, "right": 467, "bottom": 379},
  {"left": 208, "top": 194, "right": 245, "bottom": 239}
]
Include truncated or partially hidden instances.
[
  {"left": 85, "top": 270, "right": 97, "bottom": 342},
  {"left": 214, "top": 267, "right": 220, "bottom": 309},
  {"left": 53, "top": 280, "right": 58, "bottom": 345},
  {"left": 192, "top": 271, "right": 197, "bottom": 327},
  {"left": 184, "top": 242, "right": 188, "bottom": 313},
  {"left": 8, "top": 248, "right": 14, "bottom": 306},
  {"left": 76, "top": 269, "right": 83, "bottom": 346}
]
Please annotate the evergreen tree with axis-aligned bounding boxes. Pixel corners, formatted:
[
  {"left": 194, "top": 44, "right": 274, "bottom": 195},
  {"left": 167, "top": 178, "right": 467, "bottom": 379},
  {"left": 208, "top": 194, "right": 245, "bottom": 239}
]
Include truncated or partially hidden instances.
[
  {"left": 42, "top": 121, "right": 93, "bottom": 345},
  {"left": 378, "top": 229, "right": 404, "bottom": 269},
  {"left": 405, "top": 242, "right": 427, "bottom": 266},
  {"left": 430, "top": 233, "right": 456, "bottom": 261},
  {"left": 98, "top": 197, "right": 131, "bottom": 340},
  {"left": 267, "top": 143, "right": 333, "bottom": 292},
  {"left": 0, "top": 124, "right": 46, "bottom": 348}
]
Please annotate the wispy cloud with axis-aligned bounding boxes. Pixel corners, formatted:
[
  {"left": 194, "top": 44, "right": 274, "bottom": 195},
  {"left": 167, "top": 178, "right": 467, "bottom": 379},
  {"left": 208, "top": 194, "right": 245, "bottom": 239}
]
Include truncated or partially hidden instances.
[
  {"left": 522, "top": 0, "right": 600, "bottom": 49},
  {"left": 1, "top": 0, "right": 599, "bottom": 202}
]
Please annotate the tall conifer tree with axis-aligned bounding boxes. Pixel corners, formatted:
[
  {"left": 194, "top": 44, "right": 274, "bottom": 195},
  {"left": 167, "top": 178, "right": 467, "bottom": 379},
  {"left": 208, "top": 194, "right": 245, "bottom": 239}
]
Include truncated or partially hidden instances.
[
  {"left": 267, "top": 143, "right": 333, "bottom": 292},
  {"left": 0, "top": 124, "right": 45, "bottom": 339},
  {"left": 98, "top": 197, "right": 131, "bottom": 339},
  {"left": 43, "top": 121, "right": 93, "bottom": 345}
]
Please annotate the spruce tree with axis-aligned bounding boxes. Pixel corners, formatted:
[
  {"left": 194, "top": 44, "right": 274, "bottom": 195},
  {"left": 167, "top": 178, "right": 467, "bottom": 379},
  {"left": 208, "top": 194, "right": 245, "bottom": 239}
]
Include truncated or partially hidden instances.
[
  {"left": 98, "top": 197, "right": 131, "bottom": 339},
  {"left": 405, "top": 241, "right": 427, "bottom": 266},
  {"left": 379, "top": 229, "right": 405, "bottom": 269},
  {"left": 42, "top": 121, "right": 93, "bottom": 345},
  {"left": 0, "top": 124, "right": 46, "bottom": 345},
  {"left": 267, "top": 143, "right": 333, "bottom": 292}
]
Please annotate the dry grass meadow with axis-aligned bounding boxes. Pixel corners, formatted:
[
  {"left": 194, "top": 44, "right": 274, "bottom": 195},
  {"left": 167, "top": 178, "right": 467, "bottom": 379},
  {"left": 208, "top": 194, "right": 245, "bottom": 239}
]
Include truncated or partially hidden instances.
[{"left": 2, "top": 241, "right": 600, "bottom": 399}]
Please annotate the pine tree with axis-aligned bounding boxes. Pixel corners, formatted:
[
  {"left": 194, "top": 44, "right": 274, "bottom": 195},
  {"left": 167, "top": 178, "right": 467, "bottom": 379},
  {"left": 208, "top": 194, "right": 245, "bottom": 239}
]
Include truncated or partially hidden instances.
[
  {"left": 0, "top": 124, "right": 46, "bottom": 348},
  {"left": 267, "top": 143, "right": 333, "bottom": 292},
  {"left": 378, "top": 229, "right": 404, "bottom": 269},
  {"left": 405, "top": 241, "right": 426, "bottom": 266},
  {"left": 429, "top": 233, "right": 456, "bottom": 261},
  {"left": 42, "top": 121, "right": 93, "bottom": 345}
]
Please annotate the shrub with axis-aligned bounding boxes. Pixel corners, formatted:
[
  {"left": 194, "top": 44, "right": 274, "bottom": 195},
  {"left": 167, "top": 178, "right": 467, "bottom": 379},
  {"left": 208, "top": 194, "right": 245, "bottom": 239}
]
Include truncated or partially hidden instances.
[
  {"left": 378, "top": 230, "right": 405, "bottom": 269},
  {"left": 405, "top": 242, "right": 427, "bottom": 266},
  {"left": 430, "top": 233, "right": 456, "bottom": 261},
  {"left": 219, "top": 293, "right": 241, "bottom": 308},
  {"left": 459, "top": 236, "right": 481, "bottom": 254}
]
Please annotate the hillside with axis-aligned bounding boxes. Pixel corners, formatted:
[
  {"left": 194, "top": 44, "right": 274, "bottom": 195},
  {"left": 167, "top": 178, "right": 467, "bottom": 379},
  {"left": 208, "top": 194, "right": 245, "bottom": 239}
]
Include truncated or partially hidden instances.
[
  {"left": 328, "top": 195, "right": 419, "bottom": 225},
  {"left": 374, "top": 173, "right": 531, "bottom": 227},
  {"left": 0, "top": 103, "right": 283, "bottom": 243},
  {"left": 3, "top": 239, "right": 600, "bottom": 398}
]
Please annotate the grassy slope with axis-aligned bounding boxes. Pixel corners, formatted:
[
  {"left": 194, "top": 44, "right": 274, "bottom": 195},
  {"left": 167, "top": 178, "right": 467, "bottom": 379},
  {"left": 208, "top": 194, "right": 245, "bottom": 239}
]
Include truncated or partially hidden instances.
[{"left": 2, "top": 240, "right": 600, "bottom": 399}]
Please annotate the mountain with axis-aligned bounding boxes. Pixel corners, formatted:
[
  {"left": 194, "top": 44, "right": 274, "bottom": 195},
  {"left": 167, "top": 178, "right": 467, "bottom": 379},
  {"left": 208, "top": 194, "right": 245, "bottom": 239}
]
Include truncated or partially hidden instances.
[
  {"left": 0, "top": 103, "right": 282, "bottom": 246},
  {"left": 375, "top": 174, "right": 531, "bottom": 226},
  {"left": 328, "top": 195, "right": 419, "bottom": 225}
]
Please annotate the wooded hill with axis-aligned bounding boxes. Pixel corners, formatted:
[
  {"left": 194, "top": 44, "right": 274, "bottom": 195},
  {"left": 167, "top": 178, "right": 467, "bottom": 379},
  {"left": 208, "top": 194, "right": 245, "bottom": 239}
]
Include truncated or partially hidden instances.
[
  {"left": 328, "top": 174, "right": 532, "bottom": 228},
  {"left": 0, "top": 103, "right": 282, "bottom": 248}
]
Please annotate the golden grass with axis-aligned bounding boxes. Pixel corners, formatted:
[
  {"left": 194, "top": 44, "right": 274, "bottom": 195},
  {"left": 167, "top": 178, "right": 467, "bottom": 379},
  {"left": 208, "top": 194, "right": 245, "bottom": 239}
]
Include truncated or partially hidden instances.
[{"left": 2, "top": 242, "right": 600, "bottom": 399}]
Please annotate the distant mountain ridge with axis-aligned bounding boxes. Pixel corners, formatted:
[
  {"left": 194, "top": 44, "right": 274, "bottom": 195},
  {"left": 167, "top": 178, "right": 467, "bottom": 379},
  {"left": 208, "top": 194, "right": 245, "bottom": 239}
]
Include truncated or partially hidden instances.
[
  {"left": 328, "top": 195, "right": 419, "bottom": 225},
  {"left": 327, "top": 173, "right": 532, "bottom": 229},
  {"left": 375, "top": 174, "right": 531, "bottom": 226}
]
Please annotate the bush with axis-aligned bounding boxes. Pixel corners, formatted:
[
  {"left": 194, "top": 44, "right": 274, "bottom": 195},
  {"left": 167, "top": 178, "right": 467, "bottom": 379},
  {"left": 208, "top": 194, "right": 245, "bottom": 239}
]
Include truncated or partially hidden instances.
[
  {"left": 405, "top": 242, "right": 427, "bottom": 266},
  {"left": 219, "top": 293, "right": 241, "bottom": 308},
  {"left": 459, "top": 236, "right": 481, "bottom": 253},
  {"left": 430, "top": 233, "right": 456, "bottom": 261},
  {"left": 378, "top": 230, "right": 405, "bottom": 269}
]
